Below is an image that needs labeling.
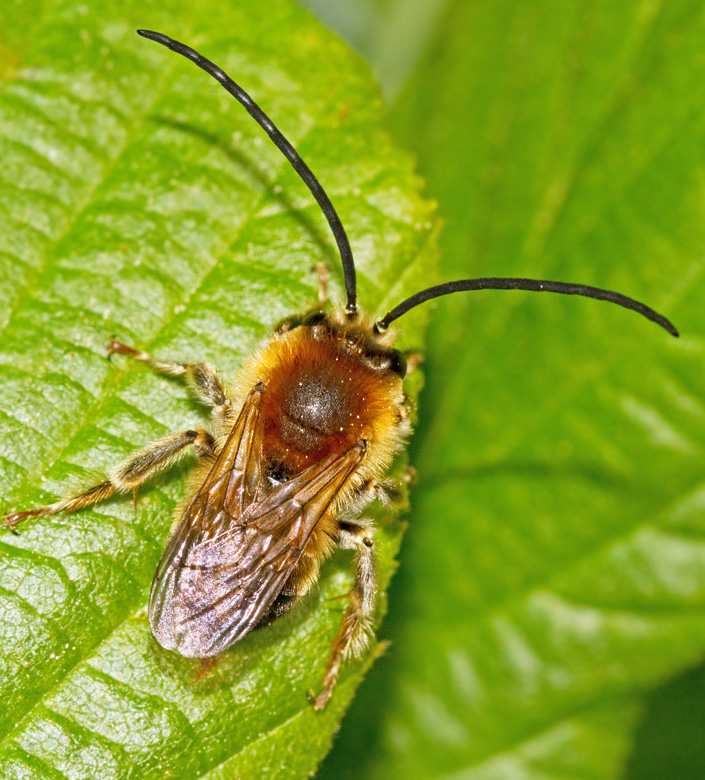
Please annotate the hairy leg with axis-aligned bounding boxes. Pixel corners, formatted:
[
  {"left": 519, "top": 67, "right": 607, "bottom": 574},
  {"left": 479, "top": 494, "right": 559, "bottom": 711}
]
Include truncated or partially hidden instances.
[
  {"left": 342, "top": 468, "right": 416, "bottom": 520},
  {"left": 107, "top": 339, "right": 229, "bottom": 410},
  {"left": 4, "top": 428, "right": 214, "bottom": 531},
  {"left": 312, "top": 262, "right": 329, "bottom": 307},
  {"left": 309, "top": 521, "right": 377, "bottom": 711}
]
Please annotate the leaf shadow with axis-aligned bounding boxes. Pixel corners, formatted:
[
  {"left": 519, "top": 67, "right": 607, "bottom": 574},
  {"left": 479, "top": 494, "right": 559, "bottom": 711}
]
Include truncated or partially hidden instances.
[
  {"left": 151, "top": 116, "right": 342, "bottom": 273},
  {"left": 624, "top": 660, "right": 705, "bottom": 779}
]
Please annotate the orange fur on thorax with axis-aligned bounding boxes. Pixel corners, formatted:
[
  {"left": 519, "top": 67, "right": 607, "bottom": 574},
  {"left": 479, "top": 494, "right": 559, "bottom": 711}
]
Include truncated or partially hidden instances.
[
  {"left": 221, "top": 322, "right": 408, "bottom": 593},
  {"left": 229, "top": 321, "right": 406, "bottom": 489},
  {"left": 260, "top": 329, "right": 399, "bottom": 474}
]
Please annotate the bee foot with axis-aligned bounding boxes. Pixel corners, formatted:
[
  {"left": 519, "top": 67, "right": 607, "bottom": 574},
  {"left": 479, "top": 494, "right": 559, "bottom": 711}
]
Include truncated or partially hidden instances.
[
  {"left": 3, "top": 509, "right": 39, "bottom": 534},
  {"left": 106, "top": 338, "right": 142, "bottom": 360},
  {"left": 307, "top": 687, "right": 332, "bottom": 712}
]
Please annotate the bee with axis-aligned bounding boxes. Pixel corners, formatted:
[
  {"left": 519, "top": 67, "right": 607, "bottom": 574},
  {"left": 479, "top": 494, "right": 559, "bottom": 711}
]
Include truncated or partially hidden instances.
[{"left": 3, "top": 30, "right": 679, "bottom": 710}]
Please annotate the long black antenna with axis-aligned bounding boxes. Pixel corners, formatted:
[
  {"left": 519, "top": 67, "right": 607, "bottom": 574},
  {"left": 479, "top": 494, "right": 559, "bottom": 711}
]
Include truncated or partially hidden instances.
[
  {"left": 137, "top": 29, "right": 359, "bottom": 315},
  {"left": 374, "top": 278, "right": 679, "bottom": 336}
]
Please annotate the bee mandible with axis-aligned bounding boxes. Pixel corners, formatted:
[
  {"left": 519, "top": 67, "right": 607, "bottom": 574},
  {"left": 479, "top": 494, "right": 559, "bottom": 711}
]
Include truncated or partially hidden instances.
[{"left": 3, "top": 30, "right": 679, "bottom": 710}]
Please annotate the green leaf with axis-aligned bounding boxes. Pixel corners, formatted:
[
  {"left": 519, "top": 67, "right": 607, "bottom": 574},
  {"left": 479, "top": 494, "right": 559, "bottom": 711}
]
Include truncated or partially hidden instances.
[
  {"left": 625, "top": 663, "right": 705, "bottom": 779},
  {"left": 320, "top": 1, "right": 705, "bottom": 778},
  {"left": 0, "top": 1, "right": 436, "bottom": 777}
]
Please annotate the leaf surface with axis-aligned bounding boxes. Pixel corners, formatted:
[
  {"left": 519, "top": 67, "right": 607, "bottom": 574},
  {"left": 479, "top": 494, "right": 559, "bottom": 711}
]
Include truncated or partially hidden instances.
[{"left": 0, "top": 2, "right": 436, "bottom": 777}]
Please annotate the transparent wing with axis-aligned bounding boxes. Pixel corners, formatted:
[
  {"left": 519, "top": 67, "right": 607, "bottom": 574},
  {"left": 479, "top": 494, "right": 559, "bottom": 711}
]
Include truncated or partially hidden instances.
[{"left": 148, "top": 385, "right": 364, "bottom": 658}]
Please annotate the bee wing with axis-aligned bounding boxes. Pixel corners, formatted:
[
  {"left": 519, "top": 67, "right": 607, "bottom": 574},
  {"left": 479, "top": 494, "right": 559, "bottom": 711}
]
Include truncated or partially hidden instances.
[{"left": 149, "top": 385, "right": 364, "bottom": 658}]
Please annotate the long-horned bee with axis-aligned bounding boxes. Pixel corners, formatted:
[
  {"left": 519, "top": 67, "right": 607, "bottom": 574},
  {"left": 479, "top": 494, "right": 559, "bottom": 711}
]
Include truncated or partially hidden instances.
[{"left": 3, "top": 30, "right": 679, "bottom": 710}]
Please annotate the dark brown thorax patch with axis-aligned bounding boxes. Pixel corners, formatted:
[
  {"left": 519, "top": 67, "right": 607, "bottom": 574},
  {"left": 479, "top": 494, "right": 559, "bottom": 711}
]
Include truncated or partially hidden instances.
[{"left": 258, "top": 328, "right": 396, "bottom": 477}]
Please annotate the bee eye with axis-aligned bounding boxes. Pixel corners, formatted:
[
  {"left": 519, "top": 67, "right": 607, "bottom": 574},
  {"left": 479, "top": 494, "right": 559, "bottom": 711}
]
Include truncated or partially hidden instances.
[
  {"left": 387, "top": 349, "right": 407, "bottom": 378},
  {"left": 302, "top": 311, "right": 328, "bottom": 328}
]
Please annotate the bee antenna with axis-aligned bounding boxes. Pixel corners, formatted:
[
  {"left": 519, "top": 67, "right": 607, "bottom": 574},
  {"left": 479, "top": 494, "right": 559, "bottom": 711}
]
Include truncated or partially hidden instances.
[
  {"left": 373, "top": 278, "right": 679, "bottom": 337},
  {"left": 136, "top": 29, "right": 359, "bottom": 316}
]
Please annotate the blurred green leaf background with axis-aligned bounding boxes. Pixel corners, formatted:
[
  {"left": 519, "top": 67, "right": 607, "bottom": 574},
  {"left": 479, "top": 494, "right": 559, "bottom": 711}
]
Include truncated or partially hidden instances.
[{"left": 304, "top": 1, "right": 705, "bottom": 779}]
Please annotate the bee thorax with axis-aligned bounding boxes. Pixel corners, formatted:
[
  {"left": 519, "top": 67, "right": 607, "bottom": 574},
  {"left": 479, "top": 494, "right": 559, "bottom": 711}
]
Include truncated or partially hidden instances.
[
  {"left": 240, "top": 321, "right": 404, "bottom": 478},
  {"left": 282, "top": 371, "right": 351, "bottom": 443}
]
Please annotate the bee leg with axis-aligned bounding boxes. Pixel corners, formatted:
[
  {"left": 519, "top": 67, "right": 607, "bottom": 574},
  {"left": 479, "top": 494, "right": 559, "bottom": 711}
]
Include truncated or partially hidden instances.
[
  {"left": 4, "top": 428, "right": 214, "bottom": 531},
  {"left": 403, "top": 351, "right": 424, "bottom": 375},
  {"left": 107, "top": 339, "right": 228, "bottom": 410},
  {"left": 312, "top": 261, "right": 329, "bottom": 307},
  {"left": 309, "top": 521, "right": 376, "bottom": 711},
  {"left": 349, "top": 472, "right": 412, "bottom": 514}
]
